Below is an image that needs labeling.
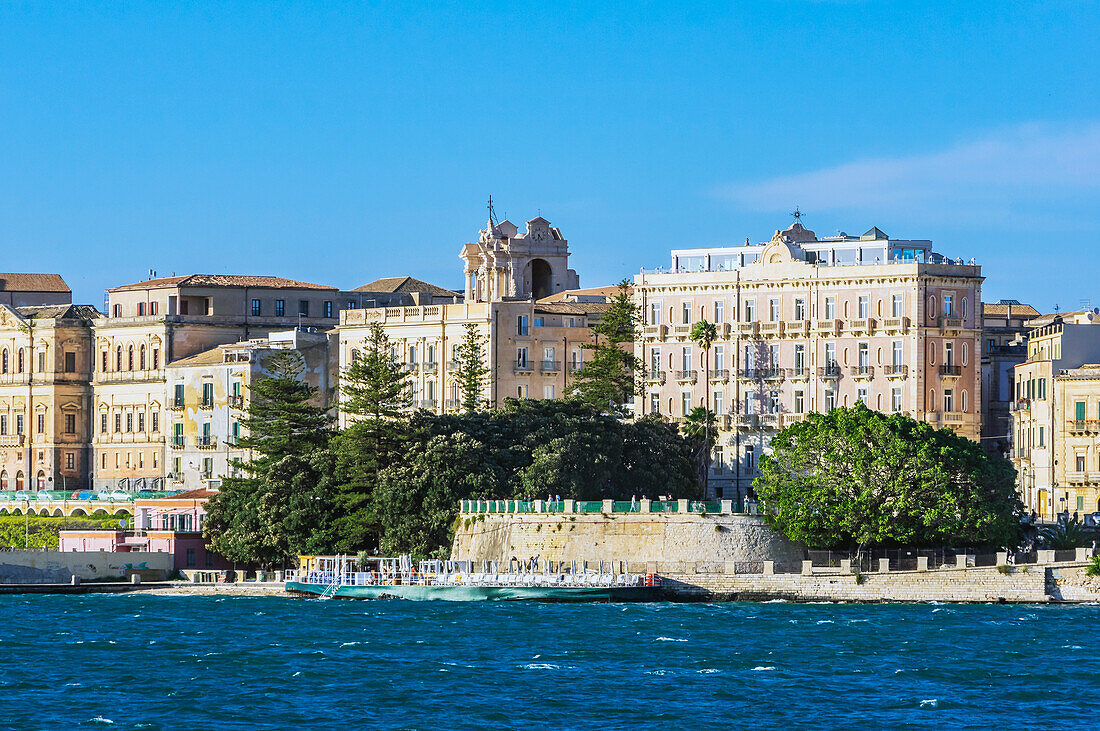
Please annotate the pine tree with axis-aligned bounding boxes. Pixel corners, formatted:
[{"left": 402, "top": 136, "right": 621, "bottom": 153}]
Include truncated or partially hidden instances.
[
  {"left": 455, "top": 323, "right": 489, "bottom": 413},
  {"left": 572, "top": 280, "right": 643, "bottom": 414},
  {"left": 203, "top": 350, "right": 334, "bottom": 567},
  {"left": 340, "top": 322, "right": 411, "bottom": 419}
]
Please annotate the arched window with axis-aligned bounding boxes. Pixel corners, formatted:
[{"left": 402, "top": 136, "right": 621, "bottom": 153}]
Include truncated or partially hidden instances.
[
  {"left": 36, "top": 470, "right": 46, "bottom": 490},
  {"left": 876, "top": 394, "right": 883, "bottom": 411},
  {"left": 928, "top": 296, "right": 937, "bottom": 320},
  {"left": 962, "top": 391, "right": 968, "bottom": 412},
  {"left": 928, "top": 344, "right": 936, "bottom": 365},
  {"left": 17, "top": 349, "right": 24, "bottom": 373},
  {"left": 15, "top": 471, "right": 24, "bottom": 490},
  {"left": 962, "top": 342, "right": 969, "bottom": 366},
  {"left": 116, "top": 347, "right": 122, "bottom": 371},
  {"left": 0, "top": 470, "right": 6, "bottom": 489},
  {"left": 128, "top": 346, "right": 134, "bottom": 371},
  {"left": 140, "top": 345, "right": 146, "bottom": 371},
  {"left": 928, "top": 389, "right": 936, "bottom": 412},
  {"left": 1, "top": 348, "right": 6, "bottom": 374},
  {"left": 961, "top": 297, "right": 968, "bottom": 319}
]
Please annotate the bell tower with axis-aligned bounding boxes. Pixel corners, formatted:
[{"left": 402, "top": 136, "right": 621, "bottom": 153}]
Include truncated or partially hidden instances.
[{"left": 460, "top": 210, "right": 579, "bottom": 303}]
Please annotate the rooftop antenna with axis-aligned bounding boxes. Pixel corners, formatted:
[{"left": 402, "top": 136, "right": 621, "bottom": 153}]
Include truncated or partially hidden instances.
[{"left": 487, "top": 195, "right": 498, "bottom": 227}]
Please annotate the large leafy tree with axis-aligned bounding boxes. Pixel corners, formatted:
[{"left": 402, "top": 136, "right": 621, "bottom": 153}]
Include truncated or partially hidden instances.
[
  {"left": 754, "top": 404, "right": 1022, "bottom": 549},
  {"left": 203, "top": 351, "right": 335, "bottom": 566},
  {"left": 572, "top": 280, "right": 643, "bottom": 414},
  {"left": 682, "top": 405, "right": 717, "bottom": 489},
  {"left": 454, "top": 323, "right": 490, "bottom": 413}
]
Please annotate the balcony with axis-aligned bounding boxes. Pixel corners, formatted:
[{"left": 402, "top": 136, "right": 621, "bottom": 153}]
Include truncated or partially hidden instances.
[
  {"left": 1013, "top": 399, "right": 1031, "bottom": 412},
  {"left": 709, "top": 369, "right": 729, "bottom": 382},
  {"left": 759, "top": 413, "right": 781, "bottom": 430},
  {"left": 195, "top": 436, "right": 218, "bottom": 450},
  {"left": 1068, "top": 420, "right": 1100, "bottom": 434},
  {"left": 445, "top": 399, "right": 463, "bottom": 411},
  {"left": 645, "top": 371, "right": 667, "bottom": 385},
  {"left": 739, "top": 368, "right": 781, "bottom": 381},
  {"left": 0, "top": 373, "right": 30, "bottom": 385},
  {"left": 0, "top": 434, "right": 24, "bottom": 447},
  {"left": 170, "top": 438, "right": 186, "bottom": 450},
  {"left": 422, "top": 361, "right": 439, "bottom": 372},
  {"left": 675, "top": 370, "right": 697, "bottom": 384},
  {"left": 718, "top": 323, "right": 731, "bottom": 338},
  {"left": 818, "top": 364, "right": 842, "bottom": 379},
  {"left": 850, "top": 365, "right": 874, "bottom": 380},
  {"left": 404, "top": 362, "right": 421, "bottom": 373},
  {"left": 419, "top": 399, "right": 437, "bottom": 410},
  {"left": 788, "top": 367, "right": 810, "bottom": 380},
  {"left": 673, "top": 325, "right": 692, "bottom": 338},
  {"left": 513, "top": 361, "right": 534, "bottom": 374},
  {"left": 199, "top": 400, "right": 214, "bottom": 411},
  {"left": 939, "top": 316, "right": 964, "bottom": 332},
  {"left": 734, "top": 414, "right": 758, "bottom": 430},
  {"left": 737, "top": 322, "right": 759, "bottom": 337},
  {"left": 758, "top": 321, "right": 783, "bottom": 337},
  {"left": 782, "top": 413, "right": 807, "bottom": 427},
  {"left": 228, "top": 395, "right": 244, "bottom": 408},
  {"left": 168, "top": 400, "right": 185, "bottom": 412},
  {"left": 446, "top": 360, "right": 460, "bottom": 372},
  {"left": 718, "top": 414, "right": 731, "bottom": 430},
  {"left": 644, "top": 325, "right": 667, "bottom": 339},
  {"left": 848, "top": 318, "right": 875, "bottom": 335},
  {"left": 93, "top": 369, "right": 164, "bottom": 384},
  {"left": 942, "top": 412, "right": 966, "bottom": 424},
  {"left": 568, "top": 361, "right": 583, "bottom": 373},
  {"left": 882, "top": 317, "right": 909, "bottom": 334},
  {"left": 814, "top": 319, "right": 841, "bottom": 335},
  {"left": 539, "top": 360, "right": 561, "bottom": 373},
  {"left": 939, "top": 364, "right": 962, "bottom": 378},
  {"left": 881, "top": 364, "right": 906, "bottom": 379},
  {"left": 783, "top": 320, "right": 809, "bottom": 337}
]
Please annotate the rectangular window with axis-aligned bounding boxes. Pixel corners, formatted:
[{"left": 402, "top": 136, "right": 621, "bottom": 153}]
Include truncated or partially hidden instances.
[
  {"left": 516, "top": 347, "right": 528, "bottom": 368},
  {"left": 794, "top": 298, "right": 805, "bottom": 320},
  {"left": 824, "top": 390, "right": 835, "bottom": 411},
  {"left": 892, "top": 341, "right": 903, "bottom": 367},
  {"left": 945, "top": 342, "right": 954, "bottom": 366},
  {"left": 891, "top": 388, "right": 903, "bottom": 412},
  {"left": 152, "top": 412, "right": 159, "bottom": 433},
  {"left": 681, "top": 302, "right": 691, "bottom": 324},
  {"left": 232, "top": 421, "right": 240, "bottom": 443},
  {"left": 825, "top": 343, "right": 837, "bottom": 367},
  {"left": 113, "top": 304, "right": 121, "bottom": 317},
  {"left": 186, "top": 548, "right": 196, "bottom": 568},
  {"left": 650, "top": 348, "right": 660, "bottom": 373},
  {"left": 137, "top": 302, "right": 146, "bottom": 316},
  {"left": 64, "top": 352, "right": 76, "bottom": 373},
  {"left": 65, "top": 452, "right": 75, "bottom": 470},
  {"left": 858, "top": 343, "right": 869, "bottom": 369},
  {"left": 324, "top": 301, "right": 333, "bottom": 318},
  {"left": 251, "top": 299, "right": 261, "bottom": 316},
  {"left": 38, "top": 351, "right": 45, "bottom": 373},
  {"left": 769, "top": 299, "right": 780, "bottom": 322},
  {"left": 0, "top": 415, "right": 6, "bottom": 435},
  {"left": 744, "top": 392, "right": 756, "bottom": 415},
  {"left": 114, "top": 413, "right": 121, "bottom": 433},
  {"left": 544, "top": 385, "right": 555, "bottom": 399},
  {"left": 769, "top": 345, "right": 779, "bottom": 370},
  {"left": 744, "top": 300, "right": 755, "bottom": 322},
  {"left": 858, "top": 388, "right": 868, "bottom": 406},
  {"left": 714, "top": 301, "right": 724, "bottom": 323},
  {"left": 794, "top": 390, "right": 804, "bottom": 413},
  {"left": 649, "top": 393, "right": 660, "bottom": 415},
  {"left": 682, "top": 348, "right": 692, "bottom": 372},
  {"left": 126, "top": 413, "right": 133, "bottom": 432},
  {"left": 274, "top": 299, "right": 285, "bottom": 317},
  {"left": 824, "top": 297, "right": 836, "bottom": 319},
  {"left": 681, "top": 392, "right": 691, "bottom": 416},
  {"left": 100, "top": 413, "right": 107, "bottom": 434},
  {"left": 298, "top": 300, "right": 309, "bottom": 317},
  {"left": 858, "top": 296, "right": 868, "bottom": 319},
  {"left": 744, "top": 345, "right": 754, "bottom": 370},
  {"left": 794, "top": 344, "right": 805, "bottom": 371},
  {"left": 944, "top": 389, "right": 954, "bottom": 412},
  {"left": 1078, "top": 495, "right": 1085, "bottom": 511},
  {"left": 202, "top": 382, "right": 214, "bottom": 407},
  {"left": 138, "top": 412, "right": 145, "bottom": 432},
  {"left": 1076, "top": 454, "right": 1086, "bottom": 472},
  {"left": 150, "top": 301, "right": 158, "bottom": 316},
  {"left": 713, "top": 345, "right": 724, "bottom": 371},
  {"left": 202, "top": 457, "right": 213, "bottom": 477},
  {"left": 517, "top": 316, "right": 529, "bottom": 336},
  {"left": 892, "top": 294, "right": 903, "bottom": 318},
  {"left": 944, "top": 294, "right": 954, "bottom": 316},
  {"left": 516, "top": 384, "right": 528, "bottom": 398},
  {"left": 35, "top": 413, "right": 44, "bottom": 434},
  {"left": 1076, "top": 401, "right": 1086, "bottom": 422},
  {"left": 714, "top": 391, "right": 724, "bottom": 415},
  {"left": 649, "top": 302, "right": 660, "bottom": 325}
]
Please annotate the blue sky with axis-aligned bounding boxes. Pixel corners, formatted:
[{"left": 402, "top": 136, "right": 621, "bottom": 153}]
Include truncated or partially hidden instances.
[{"left": 1, "top": 1, "right": 1097, "bottom": 310}]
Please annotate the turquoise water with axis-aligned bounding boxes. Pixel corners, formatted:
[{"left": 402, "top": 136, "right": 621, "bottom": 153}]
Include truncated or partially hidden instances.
[{"left": 1, "top": 595, "right": 1097, "bottom": 729}]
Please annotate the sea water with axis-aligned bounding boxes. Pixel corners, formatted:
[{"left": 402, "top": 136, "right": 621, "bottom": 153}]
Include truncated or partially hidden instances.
[{"left": 1, "top": 595, "right": 1098, "bottom": 729}]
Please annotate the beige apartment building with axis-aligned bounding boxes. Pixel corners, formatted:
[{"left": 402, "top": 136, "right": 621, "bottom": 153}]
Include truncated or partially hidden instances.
[
  {"left": 980, "top": 300, "right": 1038, "bottom": 458},
  {"left": 0, "top": 273, "right": 72, "bottom": 308},
  {"left": 339, "top": 216, "right": 604, "bottom": 421},
  {"left": 1012, "top": 311, "right": 1100, "bottom": 519},
  {"left": 0, "top": 303, "right": 99, "bottom": 491},
  {"left": 165, "top": 329, "right": 336, "bottom": 491},
  {"left": 635, "top": 221, "right": 983, "bottom": 499},
  {"left": 92, "top": 274, "right": 350, "bottom": 491}
]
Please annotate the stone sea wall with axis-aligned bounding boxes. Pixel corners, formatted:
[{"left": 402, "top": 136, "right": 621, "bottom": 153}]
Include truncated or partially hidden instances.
[
  {"left": 450, "top": 511, "right": 807, "bottom": 571},
  {"left": 661, "top": 564, "right": 1054, "bottom": 603},
  {"left": 0, "top": 550, "right": 173, "bottom": 583}
]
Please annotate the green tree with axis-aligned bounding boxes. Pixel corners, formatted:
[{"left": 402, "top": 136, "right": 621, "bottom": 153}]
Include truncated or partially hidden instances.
[
  {"left": 203, "top": 351, "right": 334, "bottom": 566},
  {"left": 340, "top": 322, "right": 411, "bottom": 419},
  {"left": 330, "top": 322, "right": 413, "bottom": 552},
  {"left": 454, "top": 323, "right": 490, "bottom": 412},
  {"left": 754, "top": 404, "right": 1022, "bottom": 549},
  {"left": 689, "top": 319, "right": 718, "bottom": 494},
  {"left": 572, "top": 280, "right": 643, "bottom": 414}
]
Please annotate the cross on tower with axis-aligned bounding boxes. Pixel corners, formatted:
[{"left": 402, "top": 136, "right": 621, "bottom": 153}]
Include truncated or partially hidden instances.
[{"left": 790, "top": 207, "right": 804, "bottom": 223}]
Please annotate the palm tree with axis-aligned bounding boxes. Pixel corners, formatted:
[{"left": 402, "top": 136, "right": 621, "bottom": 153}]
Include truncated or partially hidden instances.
[{"left": 690, "top": 320, "right": 718, "bottom": 496}]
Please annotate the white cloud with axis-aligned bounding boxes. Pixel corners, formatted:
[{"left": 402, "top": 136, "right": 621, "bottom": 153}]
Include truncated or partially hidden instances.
[{"left": 719, "top": 122, "right": 1100, "bottom": 227}]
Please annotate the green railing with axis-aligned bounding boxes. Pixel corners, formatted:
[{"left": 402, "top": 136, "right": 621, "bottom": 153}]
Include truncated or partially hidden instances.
[
  {"left": 612, "top": 500, "right": 640, "bottom": 513},
  {"left": 544, "top": 501, "right": 565, "bottom": 512},
  {"left": 573, "top": 501, "right": 604, "bottom": 514},
  {"left": 458, "top": 497, "right": 748, "bottom": 515},
  {"left": 691, "top": 500, "right": 723, "bottom": 514},
  {"left": 650, "top": 500, "right": 679, "bottom": 513}
]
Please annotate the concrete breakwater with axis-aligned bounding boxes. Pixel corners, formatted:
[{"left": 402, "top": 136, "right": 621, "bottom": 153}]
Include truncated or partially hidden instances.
[{"left": 0, "top": 550, "right": 172, "bottom": 584}]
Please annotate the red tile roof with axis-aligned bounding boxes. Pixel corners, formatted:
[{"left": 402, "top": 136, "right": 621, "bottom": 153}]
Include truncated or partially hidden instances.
[
  {"left": 110, "top": 274, "right": 336, "bottom": 292},
  {"left": 0, "top": 273, "right": 70, "bottom": 293}
]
